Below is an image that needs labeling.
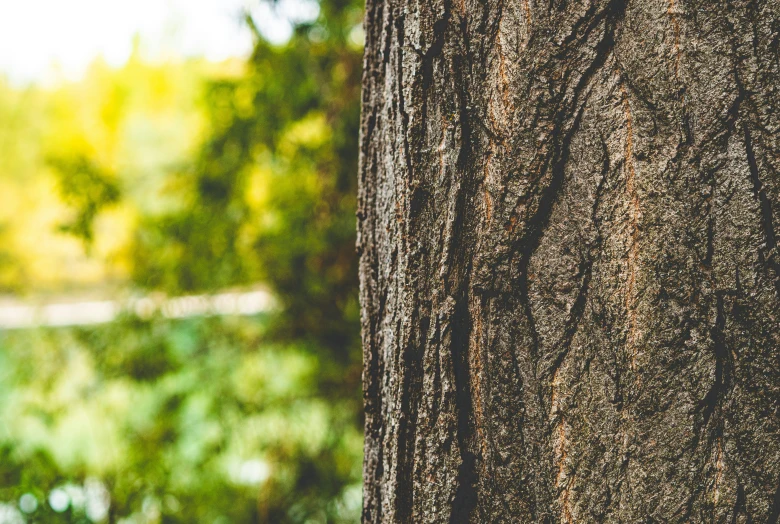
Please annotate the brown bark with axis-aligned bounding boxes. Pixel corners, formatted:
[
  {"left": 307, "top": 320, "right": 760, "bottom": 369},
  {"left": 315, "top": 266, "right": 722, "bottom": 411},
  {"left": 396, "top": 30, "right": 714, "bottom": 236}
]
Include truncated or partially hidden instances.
[{"left": 357, "top": 0, "right": 780, "bottom": 521}]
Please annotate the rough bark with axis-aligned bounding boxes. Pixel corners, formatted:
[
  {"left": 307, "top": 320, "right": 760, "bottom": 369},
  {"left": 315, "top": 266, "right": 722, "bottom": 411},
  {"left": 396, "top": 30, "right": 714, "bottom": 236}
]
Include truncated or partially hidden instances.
[{"left": 357, "top": 0, "right": 780, "bottom": 521}]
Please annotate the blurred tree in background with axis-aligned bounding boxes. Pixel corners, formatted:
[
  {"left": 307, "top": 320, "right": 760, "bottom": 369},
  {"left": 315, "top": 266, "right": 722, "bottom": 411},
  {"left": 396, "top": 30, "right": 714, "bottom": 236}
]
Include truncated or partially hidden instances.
[
  {"left": 131, "top": 3, "right": 363, "bottom": 364},
  {"left": 0, "top": 0, "right": 364, "bottom": 522}
]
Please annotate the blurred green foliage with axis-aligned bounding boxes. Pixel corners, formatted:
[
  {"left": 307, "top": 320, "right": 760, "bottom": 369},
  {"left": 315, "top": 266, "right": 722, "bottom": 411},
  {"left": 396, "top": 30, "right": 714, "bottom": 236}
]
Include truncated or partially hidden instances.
[
  {"left": 131, "top": 11, "right": 363, "bottom": 364},
  {"left": 0, "top": 0, "right": 364, "bottom": 522},
  {"left": 0, "top": 314, "right": 363, "bottom": 523},
  {"left": 49, "top": 154, "right": 120, "bottom": 244}
]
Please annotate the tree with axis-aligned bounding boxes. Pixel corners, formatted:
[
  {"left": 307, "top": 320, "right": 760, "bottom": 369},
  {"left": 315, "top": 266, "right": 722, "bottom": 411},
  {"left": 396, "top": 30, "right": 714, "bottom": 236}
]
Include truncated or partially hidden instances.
[{"left": 357, "top": 0, "right": 780, "bottom": 521}]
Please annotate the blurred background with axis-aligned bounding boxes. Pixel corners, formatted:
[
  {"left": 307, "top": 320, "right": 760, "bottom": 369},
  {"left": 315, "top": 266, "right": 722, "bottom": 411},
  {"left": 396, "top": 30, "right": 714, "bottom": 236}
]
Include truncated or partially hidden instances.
[{"left": 0, "top": 0, "right": 364, "bottom": 522}]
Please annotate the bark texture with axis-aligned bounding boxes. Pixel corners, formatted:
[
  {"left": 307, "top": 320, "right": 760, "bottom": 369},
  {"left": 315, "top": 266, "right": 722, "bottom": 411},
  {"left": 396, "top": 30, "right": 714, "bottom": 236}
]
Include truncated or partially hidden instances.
[{"left": 357, "top": 0, "right": 780, "bottom": 521}]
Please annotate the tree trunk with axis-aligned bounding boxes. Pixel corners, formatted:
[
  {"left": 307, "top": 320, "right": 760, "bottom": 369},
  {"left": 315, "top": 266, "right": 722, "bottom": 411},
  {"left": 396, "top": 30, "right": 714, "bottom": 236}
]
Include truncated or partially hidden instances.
[{"left": 357, "top": 0, "right": 780, "bottom": 521}]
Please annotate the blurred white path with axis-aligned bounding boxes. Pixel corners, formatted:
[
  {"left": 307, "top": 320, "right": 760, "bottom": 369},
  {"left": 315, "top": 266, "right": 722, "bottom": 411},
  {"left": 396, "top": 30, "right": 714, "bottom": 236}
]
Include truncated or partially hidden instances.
[{"left": 0, "top": 290, "right": 274, "bottom": 329}]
